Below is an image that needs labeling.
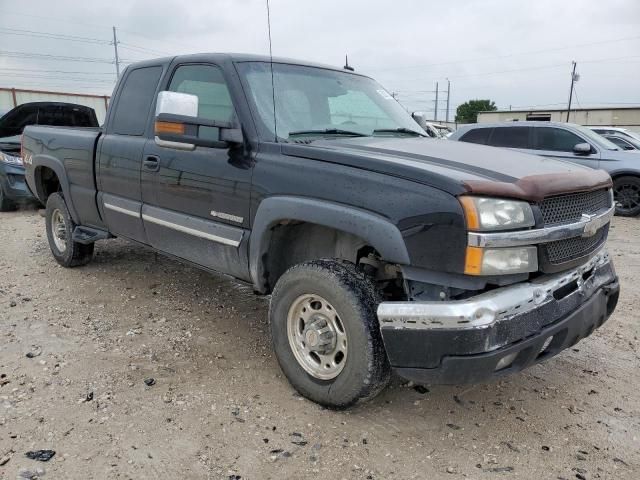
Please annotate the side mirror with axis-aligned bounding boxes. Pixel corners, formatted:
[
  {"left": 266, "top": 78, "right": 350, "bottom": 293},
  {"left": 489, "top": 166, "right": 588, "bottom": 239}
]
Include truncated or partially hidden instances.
[
  {"left": 573, "top": 142, "right": 592, "bottom": 155},
  {"left": 412, "top": 111, "right": 427, "bottom": 129},
  {"left": 154, "top": 91, "right": 243, "bottom": 150}
]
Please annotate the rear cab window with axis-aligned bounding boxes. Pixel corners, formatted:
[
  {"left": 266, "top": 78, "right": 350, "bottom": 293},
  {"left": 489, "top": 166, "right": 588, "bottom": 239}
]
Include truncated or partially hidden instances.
[{"left": 110, "top": 66, "right": 163, "bottom": 136}]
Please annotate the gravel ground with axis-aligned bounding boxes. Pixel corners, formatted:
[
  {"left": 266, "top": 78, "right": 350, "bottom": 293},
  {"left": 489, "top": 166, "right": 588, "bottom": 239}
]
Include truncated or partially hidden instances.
[{"left": 0, "top": 209, "right": 638, "bottom": 480}]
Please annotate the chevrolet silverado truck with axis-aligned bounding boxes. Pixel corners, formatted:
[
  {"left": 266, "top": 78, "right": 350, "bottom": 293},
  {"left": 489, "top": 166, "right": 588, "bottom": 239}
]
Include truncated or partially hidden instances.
[{"left": 22, "top": 54, "right": 619, "bottom": 408}]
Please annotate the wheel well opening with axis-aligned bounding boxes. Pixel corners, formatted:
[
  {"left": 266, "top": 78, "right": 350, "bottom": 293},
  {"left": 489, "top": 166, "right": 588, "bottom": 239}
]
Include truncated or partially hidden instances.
[
  {"left": 35, "top": 167, "right": 61, "bottom": 203},
  {"left": 263, "top": 221, "right": 405, "bottom": 299}
]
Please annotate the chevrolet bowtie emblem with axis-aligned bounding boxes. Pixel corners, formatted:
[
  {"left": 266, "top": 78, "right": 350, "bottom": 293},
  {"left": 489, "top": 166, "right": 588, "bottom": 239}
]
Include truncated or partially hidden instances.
[{"left": 581, "top": 213, "right": 600, "bottom": 238}]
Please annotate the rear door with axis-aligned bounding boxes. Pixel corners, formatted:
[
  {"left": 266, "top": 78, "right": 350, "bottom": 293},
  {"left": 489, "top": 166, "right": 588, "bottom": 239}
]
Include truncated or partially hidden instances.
[
  {"left": 530, "top": 126, "right": 601, "bottom": 169},
  {"left": 486, "top": 126, "right": 532, "bottom": 154},
  {"left": 140, "top": 62, "right": 253, "bottom": 280},
  {"left": 458, "top": 127, "right": 493, "bottom": 145},
  {"left": 96, "top": 65, "right": 164, "bottom": 243}
]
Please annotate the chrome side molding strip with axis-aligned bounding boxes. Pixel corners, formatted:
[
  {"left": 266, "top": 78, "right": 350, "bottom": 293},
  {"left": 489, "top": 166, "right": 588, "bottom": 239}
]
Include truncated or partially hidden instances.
[
  {"left": 104, "top": 202, "right": 141, "bottom": 218},
  {"left": 142, "top": 214, "right": 241, "bottom": 247},
  {"left": 141, "top": 205, "right": 243, "bottom": 248}
]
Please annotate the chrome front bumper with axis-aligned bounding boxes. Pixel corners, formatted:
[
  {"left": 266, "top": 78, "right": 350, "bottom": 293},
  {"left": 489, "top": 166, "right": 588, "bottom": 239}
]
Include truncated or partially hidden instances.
[{"left": 377, "top": 250, "right": 614, "bottom": 331}]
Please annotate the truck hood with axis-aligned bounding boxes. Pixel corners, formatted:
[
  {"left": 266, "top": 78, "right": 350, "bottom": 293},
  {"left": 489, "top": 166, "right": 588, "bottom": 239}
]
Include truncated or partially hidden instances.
[{"left": 281, "top": 137, "right": 612, "bottom": 201}]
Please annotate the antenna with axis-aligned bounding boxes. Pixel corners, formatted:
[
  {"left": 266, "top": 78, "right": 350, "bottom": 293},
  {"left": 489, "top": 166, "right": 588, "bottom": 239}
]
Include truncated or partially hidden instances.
[
  {"left": 343, "top": 54, "right": 354, "bottom": 72},
  {"left": 266, "top": 0, "right": 277, "bottom": 142}
]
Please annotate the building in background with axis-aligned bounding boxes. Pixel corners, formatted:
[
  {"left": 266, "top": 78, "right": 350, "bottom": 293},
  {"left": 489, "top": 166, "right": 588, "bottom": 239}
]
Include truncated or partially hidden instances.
[
  {"left": 0, "top": 88, "right": 110, "bottom": 124},
  {"left": 477, "top": 105, "right": 640, "bottom": 134}
]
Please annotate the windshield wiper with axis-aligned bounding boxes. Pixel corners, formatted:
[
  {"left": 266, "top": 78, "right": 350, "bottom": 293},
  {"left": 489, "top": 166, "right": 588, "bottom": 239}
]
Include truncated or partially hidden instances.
[
  {"left": 288, "top": 128, "right": 370, "bottom": 138},
  {"left": 373, "top": 128, "right": 426, "bottom": 137}
]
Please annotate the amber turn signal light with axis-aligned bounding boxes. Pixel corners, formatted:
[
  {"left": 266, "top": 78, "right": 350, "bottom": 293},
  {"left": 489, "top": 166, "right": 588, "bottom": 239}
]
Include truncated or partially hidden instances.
[
  {"left": 464, "top": 246, "right": 484, "bottom": 275},
  {"left": 155, "top": 121, "right": 185, "bottom": 135},
  {"left": 459, "top": 196, "right": 480, "bottom": 230}
]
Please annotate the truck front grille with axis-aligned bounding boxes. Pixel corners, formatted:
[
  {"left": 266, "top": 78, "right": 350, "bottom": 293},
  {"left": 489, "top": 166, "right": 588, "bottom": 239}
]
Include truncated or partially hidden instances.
[
  {"left": 537, "top": 189, "right": 612, "bottom": 271},
  {"left": 542, "top": 225, "right": 608, "bottom": 265},
  {"left": 539, "top": 189, "right": 611, "bottom": 226}
]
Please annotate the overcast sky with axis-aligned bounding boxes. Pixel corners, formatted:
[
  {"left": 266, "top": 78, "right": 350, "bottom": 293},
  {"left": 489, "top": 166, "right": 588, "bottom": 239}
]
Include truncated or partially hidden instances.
[{"left": 1, "top": 0, "right": 639, "bottom": 119}]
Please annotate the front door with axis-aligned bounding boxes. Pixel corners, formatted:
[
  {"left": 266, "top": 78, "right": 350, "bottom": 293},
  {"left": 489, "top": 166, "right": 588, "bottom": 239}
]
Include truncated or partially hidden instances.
[
  {"left": 140, "top": 63, "right": 253, "bottom": 280},
  {"left": 531, "top": 126, "right": 601, "bottom": 170}
]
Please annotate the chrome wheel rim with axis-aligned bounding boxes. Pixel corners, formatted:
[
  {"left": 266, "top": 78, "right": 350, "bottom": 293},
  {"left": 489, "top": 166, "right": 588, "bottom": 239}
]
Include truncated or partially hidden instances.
[
  {"left": 286, "top": 294, "right": 348, "bottom": 380},
  {"left": 51, "top": 209, "right": 67, "bottom": 252}
]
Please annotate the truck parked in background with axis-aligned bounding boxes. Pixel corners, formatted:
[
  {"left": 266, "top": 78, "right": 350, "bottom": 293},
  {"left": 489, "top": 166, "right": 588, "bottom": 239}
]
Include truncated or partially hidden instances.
[{"left": 0, "top": 102, "right": 99, "bottom": 211}]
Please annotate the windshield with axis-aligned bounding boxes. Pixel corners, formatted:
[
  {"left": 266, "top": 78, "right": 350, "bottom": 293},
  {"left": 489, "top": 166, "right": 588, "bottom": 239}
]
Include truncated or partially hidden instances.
[
  {"left": 573, "top": 124, "right": 621, "bottom": 151},
  {"left": 237, "top": 62, "right": 425, "bottom": 141}
]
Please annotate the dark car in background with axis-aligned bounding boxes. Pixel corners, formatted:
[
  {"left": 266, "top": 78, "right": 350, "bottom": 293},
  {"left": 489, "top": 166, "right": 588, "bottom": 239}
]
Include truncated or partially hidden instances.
[
  {"left": 0, "top": 102, "right": 99, "bottom": 211},
  {"left": 449, "top": 121, "right": 640, "bottom": 216}
]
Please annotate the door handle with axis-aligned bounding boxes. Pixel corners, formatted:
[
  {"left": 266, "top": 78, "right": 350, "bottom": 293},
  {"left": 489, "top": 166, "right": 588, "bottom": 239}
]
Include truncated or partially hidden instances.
[{"left": 143, "top": 155, "right": 160, "bottom": 171}]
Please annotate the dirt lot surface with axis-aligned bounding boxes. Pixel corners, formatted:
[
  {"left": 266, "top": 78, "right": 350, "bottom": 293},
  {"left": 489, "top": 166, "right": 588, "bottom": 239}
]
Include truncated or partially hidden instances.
[{"left": 0, "top": 209, "right": 638, "bottom": 480}]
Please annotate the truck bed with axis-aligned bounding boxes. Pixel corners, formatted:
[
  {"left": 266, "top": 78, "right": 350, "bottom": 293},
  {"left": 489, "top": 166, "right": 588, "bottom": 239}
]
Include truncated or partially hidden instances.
[{"left": 23, "top": 125, "right": 103, "bottom": 228}]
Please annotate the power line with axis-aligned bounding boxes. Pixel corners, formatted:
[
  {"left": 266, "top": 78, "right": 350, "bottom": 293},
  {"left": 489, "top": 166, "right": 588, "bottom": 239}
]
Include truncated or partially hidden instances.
[
  {"left": 0, "top": 10, "right": 113, "bottom": 31},
  {"left": 119, "top": 42, "right": 171, "bottom": 57},
  {"left": 0, "top": 50, "right": 114, "bottom": 64},
  {"left": 0, "top": 67, "right": 115, "bottom": 75},
  {"left": 364, "top": 35, "right": 640, "bottom": 72},
  {"left": 394, "top": 55, "right": 640, "bottom": 83},
  {"left": 0, "top": 73, "right": 115, "bottom": 83},
  {"left": 0, "top": 82, "right": 112, "bottom": 91},
  {"left": 0, "top": 27, "right": 109, "bottom": 45}
]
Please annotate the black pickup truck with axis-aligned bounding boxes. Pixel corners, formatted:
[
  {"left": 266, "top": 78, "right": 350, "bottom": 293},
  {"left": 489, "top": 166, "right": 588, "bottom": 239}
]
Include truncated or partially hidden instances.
[{"left": 23, "top": 54, "right": 619, "bottom": 408}]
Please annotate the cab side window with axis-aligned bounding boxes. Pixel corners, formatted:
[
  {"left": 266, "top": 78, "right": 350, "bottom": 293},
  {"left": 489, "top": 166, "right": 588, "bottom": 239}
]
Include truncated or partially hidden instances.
[
  {"left": 460, "top": 127, "right": 492, "bottom": 145},
  {"left": 168, "top": 65, "right": 234, "bottom": 123},
  {"left": 111, "top": 66, "right": 163, "bottom": 136},
  {"left": 489, "top": 127, "right": 530, "bottom": 148},
  {"left": 533, "top": 127, "right": 585, "bottom": 152}
]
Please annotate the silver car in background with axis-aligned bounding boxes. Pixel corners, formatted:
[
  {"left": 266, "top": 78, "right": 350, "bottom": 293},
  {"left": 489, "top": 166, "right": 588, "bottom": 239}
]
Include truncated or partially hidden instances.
[{"left": 449, "top": 121, "right": 640, "bottom": 216}]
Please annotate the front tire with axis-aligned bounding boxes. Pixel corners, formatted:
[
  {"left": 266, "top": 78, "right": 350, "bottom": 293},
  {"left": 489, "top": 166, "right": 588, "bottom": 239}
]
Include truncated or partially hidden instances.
[
  {"left": 269, "top": 260, "right": 390, "bottom": 408},
  {"left": 45, "top": 193, "right": 94, "bottom": 267},
  {"left": 613, "top": 176, "right": 640, "bottom": 217}
]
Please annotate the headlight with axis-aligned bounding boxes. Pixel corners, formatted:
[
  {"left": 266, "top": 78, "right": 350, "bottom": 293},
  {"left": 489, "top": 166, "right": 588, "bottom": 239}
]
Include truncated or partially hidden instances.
[
  {"left": 465, "top": 246, "right": 538, "bottom": 275},
  {"left": 460, "top": 196, "right": 535, "bottom": 231},
  {"left": 0, "top": 152, "right": 24, "bottom": 166}
]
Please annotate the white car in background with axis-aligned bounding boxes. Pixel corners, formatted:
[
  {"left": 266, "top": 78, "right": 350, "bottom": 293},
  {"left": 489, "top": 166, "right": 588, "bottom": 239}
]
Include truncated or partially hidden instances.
[
  {"left": 590, "top": 126, "right": 640, "bottom": 142},
  {"left": 411, "top": 112, "right": 454, "bottom": 138}
]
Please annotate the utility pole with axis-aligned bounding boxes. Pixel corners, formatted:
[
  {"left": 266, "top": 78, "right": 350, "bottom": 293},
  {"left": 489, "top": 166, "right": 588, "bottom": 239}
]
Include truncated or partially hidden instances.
[
  {"left": 112, "top": 26, "right": 121, "bottom": 77},
  {"left": 434, "top": 82, "right": 439, "bottom": 122},
  {"left": 445, "top": 79, "right": 451, "bottom": 123},
  {"left": 565, "top": 61, "right": 577, "bottom": 122}
]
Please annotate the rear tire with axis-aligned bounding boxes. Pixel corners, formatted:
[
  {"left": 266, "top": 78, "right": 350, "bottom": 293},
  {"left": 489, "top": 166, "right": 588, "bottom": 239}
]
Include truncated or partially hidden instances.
[
  {"left": 45, "top": 192, "right": 94, "bottom": 267},
  {"left": 269, "top": 259, "right": 390, "bottom": 409},
  {"left": 613, "top": 176, "right": 640, "bottom": 217}
]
